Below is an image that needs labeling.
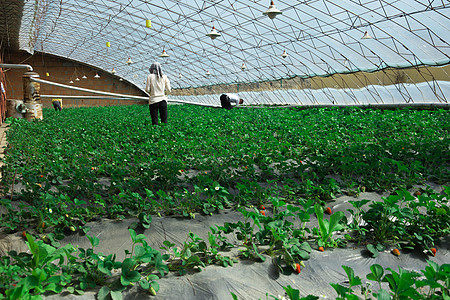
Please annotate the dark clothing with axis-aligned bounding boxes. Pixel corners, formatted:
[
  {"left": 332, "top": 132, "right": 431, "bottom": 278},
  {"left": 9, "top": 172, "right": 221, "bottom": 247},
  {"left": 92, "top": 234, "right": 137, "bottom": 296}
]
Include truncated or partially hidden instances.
[
  {"left": 220, "top": 94, "right": 233, "bottom": 110},
  {"left": 149, "top": 100, "right": 168, "bottom": 125},
  {"left": 52, "top": 100, "right": 62, "bottom": 111}
]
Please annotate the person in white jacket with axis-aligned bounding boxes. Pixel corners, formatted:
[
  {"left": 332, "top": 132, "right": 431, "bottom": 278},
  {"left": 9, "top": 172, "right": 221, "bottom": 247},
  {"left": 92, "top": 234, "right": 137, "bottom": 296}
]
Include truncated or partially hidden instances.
[
  {"left": 220, "top": 93, "right": 244, "bottom": 109},
  {"left": 145, "top": 62, "right": 171, "bottom": 125}
]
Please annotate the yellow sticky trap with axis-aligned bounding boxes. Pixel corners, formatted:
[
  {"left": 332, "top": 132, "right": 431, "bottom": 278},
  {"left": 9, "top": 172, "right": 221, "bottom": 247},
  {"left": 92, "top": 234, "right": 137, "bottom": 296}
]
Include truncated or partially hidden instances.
[
  {"left": 46, "top": 72, "right": 49, "bottom": 77},
  {"left": 106, "top": 42, "right": 111, "bottom": 47},
  {"left": 146, "top": 20, "right": 151, "bottom": 28}
]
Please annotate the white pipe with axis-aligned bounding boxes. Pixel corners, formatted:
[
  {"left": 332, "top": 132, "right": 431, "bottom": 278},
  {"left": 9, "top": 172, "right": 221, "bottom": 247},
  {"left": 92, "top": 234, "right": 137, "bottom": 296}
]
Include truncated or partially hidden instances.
[
  {"left": 41, "top": 95, "right": 139, "bottom": 100},
  {"left": 168, "top": 99, "right": 221, "bottom": 107},
  {"left": 32, "top": 77, "right": 148, "bottom": 100},
  {"left": 0, "top": 64, "right": 33, "bottom": 71},
  {"left": 33, "top": 78, "right": 221, "bottom": 108}
]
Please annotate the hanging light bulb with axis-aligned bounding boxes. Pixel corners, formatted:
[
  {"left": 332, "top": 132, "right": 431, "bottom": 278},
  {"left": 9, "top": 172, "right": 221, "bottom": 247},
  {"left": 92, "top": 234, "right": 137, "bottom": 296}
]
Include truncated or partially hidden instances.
[
  {"left": 94, "top": 73, "right": 100, "bottom": 79},
  {"left": 281, "top": 50, "right": 288, "bottom": 58},
  {"left": 263, "top": 1, "right": 283, "bottom": 19},
  {"left": 159, "top": 50, "right": 169, "bottom": 58},
  {"left": 241, "top": 63, "right": 247, "bottom": 70},
  {"left": 111, "top": 68, "right": 116, "bottom": 74},
  {"left": 69, "top": 80, "right": 74, "bottom": 84},
  {"left": 119, "top": 78, "right": 123, "bottom": 81},
  {"left": 179, "top": 73, "right": 182, "bottom": 78},
  {"left": 206, "top": 26, "right": 221, "bottom": 40},
  {"left": 206, "top": 70, "right": 211, "bottom": 76},
  {"left": 82, "top": 75, "right": 87, "bottom": 79},
  {"left": 126, "top": 57, "right": 133, "bottom": 65},
  {"left": 75, "top": 77, "right": 80, "bottom": 81},
  {"left": 361, "top": 31, "right": 372, "bottom": 39}
]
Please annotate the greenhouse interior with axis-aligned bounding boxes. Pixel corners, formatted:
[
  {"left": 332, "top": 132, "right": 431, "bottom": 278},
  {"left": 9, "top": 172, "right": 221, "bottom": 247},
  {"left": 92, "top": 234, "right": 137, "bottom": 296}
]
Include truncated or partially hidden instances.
[{"left": 0, "top": 0, "right": 449, "bottom": 299}]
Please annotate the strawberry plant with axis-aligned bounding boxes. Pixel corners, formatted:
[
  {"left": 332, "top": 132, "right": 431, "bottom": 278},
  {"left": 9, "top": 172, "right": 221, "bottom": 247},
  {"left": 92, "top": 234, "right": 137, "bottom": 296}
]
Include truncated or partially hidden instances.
[
  {"left": 266, "top": 261, "right": 450, "bottom": 300},
  {"left": 313, "top": 204, "right": 346, "bottom": 248},
  {"left": 354, "top": 187, "right": 449, "bottom": 251}
]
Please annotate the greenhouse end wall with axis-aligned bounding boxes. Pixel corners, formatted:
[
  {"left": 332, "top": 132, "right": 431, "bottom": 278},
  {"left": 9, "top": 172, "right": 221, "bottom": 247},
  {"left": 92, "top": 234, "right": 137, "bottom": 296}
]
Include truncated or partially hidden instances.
[{"left": 2, "top": 50, "right": 147, "bottom": 108}]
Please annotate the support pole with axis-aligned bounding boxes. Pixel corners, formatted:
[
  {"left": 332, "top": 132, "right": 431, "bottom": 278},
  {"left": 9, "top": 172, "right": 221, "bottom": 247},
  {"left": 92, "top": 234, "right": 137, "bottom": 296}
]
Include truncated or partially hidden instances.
[{"left": 22, "top": 72, "right": 43, "bottom": 120}]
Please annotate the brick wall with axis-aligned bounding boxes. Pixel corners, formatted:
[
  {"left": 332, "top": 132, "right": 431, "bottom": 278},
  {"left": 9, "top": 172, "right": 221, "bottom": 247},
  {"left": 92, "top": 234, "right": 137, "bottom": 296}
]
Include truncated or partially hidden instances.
[{"left": 2, "top": 50, "right": 147, "bottom": 108}]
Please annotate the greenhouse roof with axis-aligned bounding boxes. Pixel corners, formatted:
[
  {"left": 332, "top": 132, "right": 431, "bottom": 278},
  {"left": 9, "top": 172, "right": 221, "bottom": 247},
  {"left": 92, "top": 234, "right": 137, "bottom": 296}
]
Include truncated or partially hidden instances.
[{"left": 3, "top": 0, "right": 450, "bottom": 94}]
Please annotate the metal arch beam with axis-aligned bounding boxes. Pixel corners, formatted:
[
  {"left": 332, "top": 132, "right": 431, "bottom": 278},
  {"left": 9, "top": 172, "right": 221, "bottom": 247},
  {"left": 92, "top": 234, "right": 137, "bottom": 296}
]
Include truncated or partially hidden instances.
[{"left": 14, "top": 0, "right": 450, "bottom": 106}]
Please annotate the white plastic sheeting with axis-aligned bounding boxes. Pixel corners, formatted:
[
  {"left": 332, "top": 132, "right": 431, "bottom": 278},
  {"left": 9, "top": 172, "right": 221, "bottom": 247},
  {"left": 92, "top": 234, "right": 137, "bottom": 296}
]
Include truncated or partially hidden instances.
[
  {"left": 12, "top": 0, "right": 450, "bottom": 105},
  {"left": 171, "top": 81, "right": 450, "bottom": 106},
  {"left": 43, "top": 187, "right": 449, "bottom": 300}
]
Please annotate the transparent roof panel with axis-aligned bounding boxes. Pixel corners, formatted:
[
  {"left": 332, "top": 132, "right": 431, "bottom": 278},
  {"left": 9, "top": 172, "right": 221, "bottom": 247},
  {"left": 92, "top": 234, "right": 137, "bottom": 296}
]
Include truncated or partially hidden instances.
[{"left": 17, "top": 0, "right": 449, "bottom": 93}]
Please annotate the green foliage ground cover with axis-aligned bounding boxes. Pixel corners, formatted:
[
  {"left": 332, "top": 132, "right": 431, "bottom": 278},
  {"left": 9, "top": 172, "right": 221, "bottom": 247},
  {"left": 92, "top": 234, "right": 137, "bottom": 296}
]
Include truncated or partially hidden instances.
[
  {"left": 0, "top": 105, "right": 449, "bottom": 299},
  {"left": 1, "top": 105, "right": 449, "bottom": 231}
]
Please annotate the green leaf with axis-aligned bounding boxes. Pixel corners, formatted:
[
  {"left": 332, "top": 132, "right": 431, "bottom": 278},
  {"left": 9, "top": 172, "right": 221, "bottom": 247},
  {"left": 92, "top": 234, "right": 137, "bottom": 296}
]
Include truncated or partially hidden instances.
[
  {"left": 110, "top": 290, "right": 123, "bottom": 300},
  {"left": 86, "top": 235, "right": 99, "bottom": 248},
  {"left": 128, "top": 229, "right": 137, "bottom": 243},
  {"left": 295, "top": 249, "right": 310, "bottom": 260},
  {"left": 252, "top": 243, "right": 266, "bottom": 262},
  {"left": 300, "top": 296, "right": 320, "bottom": 300},
  {"left": 150, "top": 280, "right": 160, "bottom": 292},
  {"left": 124, "top": 270, "right": 141, "bottom": 283},
  {"left": 98, "top": 262, "right": 113, "bottom": 276},
  {"left": 147, "top": 274, "right": 159, "bottom": 281},
  {"left": 376, "top": 289, "right": 391, "bottom": 300},
  {"left": 342, "top": 265, "right": 362, "bottom": 287},
  {"left": 135, "top": 234, "right": 147, "bottom": 242},
  {"left": 97, "top": 286, "right": 110, "bottom": 300},
  {"left": 22, "top": 275, "right": 39, "bottom": 290},
  {"left": 162, "top": 240, "right": 175, "bottom": 250},
  {"left": 134, "top": 245, "right": 146, "bottom": 258},
  {"left": 139, "top": 279, "right": 150, "bottom": 290},
  {"left": 121, "top": 258, "right": 135, "bottom": 272},
  {"left": 299, "top": 241, "right": 312, "bottom": 253},
  {"left": 314, "top": 204, "right": 326, "bottom": 239},
  {"left": 366, "top": 264, "right": 384, "bottom": 282},
  {"left": 327, "top": 211, "right": 345, "bottom": 234},
  {"left": 330, "top": 283, "right": 352, "bottom": 297},
  {"left": 366, "top": 244, "right": 379, "bottom": 258},
  {"left": 120, "top": 274, "right": 130, "bottom": 286},
  {"left": 283, "top": 285, "right": 300, "bottom": 300}
]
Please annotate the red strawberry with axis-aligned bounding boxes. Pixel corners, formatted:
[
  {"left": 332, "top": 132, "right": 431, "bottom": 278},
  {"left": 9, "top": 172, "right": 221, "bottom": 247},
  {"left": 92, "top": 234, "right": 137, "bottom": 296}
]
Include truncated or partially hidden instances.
[
  {"left": 392, "top": 248, "right": 400, "bottom": 256},
  {"left": 325, "top": 207, "right": 332, "bottom": 215},
  {"left": 259, "top": 205, "right": 265, "bottom": 210},
  {"left": 22, "top": 231, "right": 27, "bottom": 238},
  {"left": 430, "top": 248, "right": 437, "bottom": 256},
  {"left": 260, "top": 210, "right": 265, "bottom": 216},
  {"left": 318, "top": 246, "right": 324, "bottom": 252},
  {"left": 295, "top": 263, "right": 301, "bottom": 274}
]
